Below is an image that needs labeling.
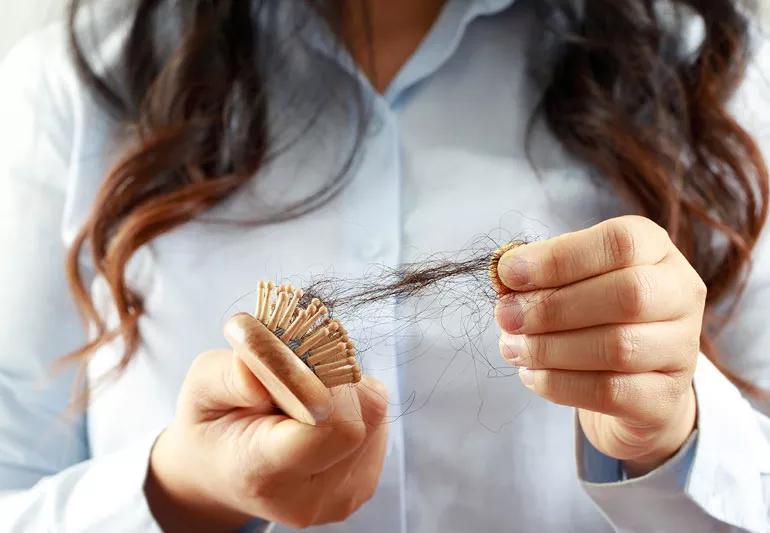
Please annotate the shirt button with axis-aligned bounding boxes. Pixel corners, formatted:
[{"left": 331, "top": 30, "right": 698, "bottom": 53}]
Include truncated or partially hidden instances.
[
  {"left": 367, "top": 114, "right": 385, "bottom": 137},
  {"left": 361, "top": 240, "right": 384, "bottom": 260}
]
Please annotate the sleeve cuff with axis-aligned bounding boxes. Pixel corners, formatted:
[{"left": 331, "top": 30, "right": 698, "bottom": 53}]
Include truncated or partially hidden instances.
[
  {"left": 0, "top": 431, "right": 163, "bottom": 532},
  {"left": 577, "top": 421, "right": 705, "bottom": 531},
  {"left": 239, "top": 517, "right": 274, "bottom": 532},
  {"left": 685, "top": 354, "right": 770, "bottom": 531},
  {"left": 576, "top": 354, "right": 770, "bottom": 532},
  {"left": 62, "top": 431, "right": 163, "bottom": 532},
  {"left": 578, "top": 425, "right": 697, "bottom": 486}
]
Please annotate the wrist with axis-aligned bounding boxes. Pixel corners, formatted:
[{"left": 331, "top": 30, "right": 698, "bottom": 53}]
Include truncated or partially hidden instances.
[
  {"left": 623, "top": 384, "right": 697, "bottom": 477},
  {"left": 144, "top": 426, "right": 252, "bottom": 532}
]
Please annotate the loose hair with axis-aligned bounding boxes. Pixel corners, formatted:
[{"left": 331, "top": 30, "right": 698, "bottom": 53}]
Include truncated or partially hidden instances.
[{"left": 65, "top": 0, "right": 768, "bottom": 393}]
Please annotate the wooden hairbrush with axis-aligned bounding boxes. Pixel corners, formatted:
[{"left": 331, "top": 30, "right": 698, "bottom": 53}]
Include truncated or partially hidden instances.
[
  {"left": 489, "top": 240, "right": 525, "bottom": 295},
  {"left": 224, "top": 281, "right": 361, "bottom": 425}
]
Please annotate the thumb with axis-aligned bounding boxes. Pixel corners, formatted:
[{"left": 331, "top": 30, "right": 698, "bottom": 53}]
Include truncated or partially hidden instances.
[
  {"left": 356, "top": 375, "right": 389, "bottom": 428},
  {"left": 180, "top": 349, "right": 275, "bottom": 420},
  {"left": 256, "top": 381, "right": 372, "bottom": 476}
]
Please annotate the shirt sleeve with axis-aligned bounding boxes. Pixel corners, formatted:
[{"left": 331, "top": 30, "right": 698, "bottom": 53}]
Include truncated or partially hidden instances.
[
  {"left": 577, "top": 354, "right": 770, "bottom": 532},
  {"left": 0, "top": 26, "right": 163, "bottom": 532},
  {"left": 576, "top": 25, "right": 770, "bottom": 533}
]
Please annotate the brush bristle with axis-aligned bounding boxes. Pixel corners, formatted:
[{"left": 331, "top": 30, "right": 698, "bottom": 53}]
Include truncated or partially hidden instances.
[{"left": 254, "top": 281, "right": 361, "bottom": 387}]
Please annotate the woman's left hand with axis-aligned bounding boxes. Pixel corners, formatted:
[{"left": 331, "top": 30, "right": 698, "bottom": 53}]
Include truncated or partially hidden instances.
[{"left": 495, "top": 215, "right": 704, "bottom": 476}]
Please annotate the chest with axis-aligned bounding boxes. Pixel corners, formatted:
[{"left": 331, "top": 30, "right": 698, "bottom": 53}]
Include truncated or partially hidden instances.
[
  {"left": 74, "top": 12, "right": 625, "bottom": 529},
  {"left": 80, "top": 33, "right": 629, "bottom": 446}
]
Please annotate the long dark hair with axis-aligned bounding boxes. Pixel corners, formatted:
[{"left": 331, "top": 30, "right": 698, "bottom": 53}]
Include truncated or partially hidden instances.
[{"left": 65, "top": 0, "right": 768, "bottom": 392}]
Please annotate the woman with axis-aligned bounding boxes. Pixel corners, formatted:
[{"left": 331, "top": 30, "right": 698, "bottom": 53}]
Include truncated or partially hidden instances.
[{"left": 1, "top": 0, "right": 769, "bottom": 531}]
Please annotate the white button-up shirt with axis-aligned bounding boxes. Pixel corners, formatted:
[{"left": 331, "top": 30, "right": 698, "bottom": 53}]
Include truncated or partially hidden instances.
[{"left": 1, "top": 1, "right": 770, "bottom": 531}]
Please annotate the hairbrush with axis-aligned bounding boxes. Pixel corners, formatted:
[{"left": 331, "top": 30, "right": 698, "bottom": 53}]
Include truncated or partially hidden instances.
[
  {"left": 224, "top": 281, "right": 361, "bottom": 425},
  {"left": 489, "top": 240, "right": 524, "bottom": 295}
]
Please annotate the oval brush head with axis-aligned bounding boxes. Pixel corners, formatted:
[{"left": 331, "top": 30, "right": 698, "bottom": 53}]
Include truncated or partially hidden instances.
[
  {"left": 254, "top": 281, "right": 362, "bottom": 387},
  {"left": 488, "top": 241, "right": 525, "bottom": 296}
]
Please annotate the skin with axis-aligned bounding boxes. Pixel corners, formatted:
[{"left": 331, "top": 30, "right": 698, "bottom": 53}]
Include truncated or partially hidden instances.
[
  {"left": 146, "top": 3, "right": 700, "bottom": 529},
  {"left": 144, "top": 2, "right": 442, "bottom": 528},
  {"left": 495, "top": 216, "right": 703, "bottom": 476},
  {"left": 146, "top": 3, "right": 445, "bottom": 527},
  {"left": 145, "top": 350, "right": 389, "bottom": 530},
  {"left": 342, "top": 0, "right": 447, "bottom": 92}
]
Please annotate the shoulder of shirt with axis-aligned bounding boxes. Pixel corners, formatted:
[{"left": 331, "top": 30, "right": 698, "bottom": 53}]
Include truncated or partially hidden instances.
[
  {"left": 1, "top": 21, "right": 81, "bottom": 110},
  {"left": 0, "top": 21, "right": 114, "bottom": 197},
  {"left": 1, "top": 22, "right": 83, "bottom": 158}
]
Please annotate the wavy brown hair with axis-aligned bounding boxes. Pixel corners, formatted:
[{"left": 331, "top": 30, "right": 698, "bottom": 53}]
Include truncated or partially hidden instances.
[{"left": 65, "top": 0, "right": 768, "bottom": 392}]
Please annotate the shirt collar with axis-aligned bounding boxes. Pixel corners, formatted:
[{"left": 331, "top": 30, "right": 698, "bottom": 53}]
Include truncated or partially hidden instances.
[
  {"left": 294, "top": 0, "right": 518, "bottom": 104},
  {"left": 385, "top": 0, "right": 517, "bottom": 103}
]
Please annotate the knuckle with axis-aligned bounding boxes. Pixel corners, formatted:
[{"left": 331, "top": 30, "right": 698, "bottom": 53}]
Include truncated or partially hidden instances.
[
  {"left": 321, "top": 497, "right": 360, "bottom": 525},
  {"left": 286, "top": 508, "right": 320, "bottom": 529},
  {"left": 241, "top": 427, "right": 290, "bottom": 500},
  {"left": 534, "top": 291, "right": 563, "bottom": 330},
  {"left": 693, "top": 277, "right": 708, "bottom": 304},
  {"left": 525, "top": 334, "right": 547, "bottom": 367},
  {"left": 598, "top": 375, "right": 627, "bottom": 412},
  {"left": 244, "top": 468, "right": 277, "bottom": 499},
  {"left": 360, "top": 384, "right": 390, "bottom": 424},
  {"left": 183, "top": 353, "right": 219, "bottom": 410},
  {"left": 602, "top": 219, "right": 638, "bottom": 267},
  {"left": 335, "top": 420, "right": 367, "bottom": 450},
  {"left": 543, "top": 243, "right": 580, "bottom": 285},
  {"left": 344, "top": 495, "right": 363, "bottom": 517},
  {"left": 543, "top": 249, "right": 565, "bottom": 286},
  {"left": 302, "top": 499, "right": 325, "bottom": 527},
  {"left": 536, "top": 371, "right": 566, "bottom": 404},
  {"left": 647, "top": 375, "right": 686, "bottom": 422},
  {"left": 605, "top": 326, "right": 641, "bottom": 370},
  {"left": 361, "top": 477, "right": 380, "bottom": 504},
  {"left": 365, "top": 396, "right": 389, "bottom": 425},
  {"left": 186, "top": 350, "right": 216, "bottom": 379},
  {"left": 533, "top": 370, "right": 553, "bottom": 398},
  {"left": 666, "top": 371, "right": 691, "bottom": 397},
  {"left": 629, "top": 214, "right": 666, "bottom": 237},
  {"left": 241, "top": 453, "right": 279, "bottom": 499},
  {"left": 684, "top": 332, "right": 701, "bottom": 360},
  {"left": 536, "top": 371, "right": 575, "bottom": 406},
  {"left": 617, "top": 268, "right": 654, "bottom": 320}
]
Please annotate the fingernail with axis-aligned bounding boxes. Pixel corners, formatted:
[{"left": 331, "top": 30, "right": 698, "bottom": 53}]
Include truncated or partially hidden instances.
[
  {"left": 518, "top": 368, "right": 535, "bottom": 389},
  {"left": 495, "top": 293, "right": 524, "bottom": 333},
  {"left": 499, "top": 332, "right": 526, "bottom": 365},
  {"left": 497, "top": 254, "right": 530, "bottom": 289}
]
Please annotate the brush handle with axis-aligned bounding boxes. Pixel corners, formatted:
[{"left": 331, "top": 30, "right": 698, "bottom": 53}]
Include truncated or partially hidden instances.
[{"left": 224, "top": 313, "right": 331, "bottom": 425}]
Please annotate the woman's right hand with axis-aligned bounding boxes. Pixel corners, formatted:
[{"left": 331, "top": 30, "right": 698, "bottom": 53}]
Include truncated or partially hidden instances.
[{"left": 144, "top": 348, "right": 389, "bottom": 531}]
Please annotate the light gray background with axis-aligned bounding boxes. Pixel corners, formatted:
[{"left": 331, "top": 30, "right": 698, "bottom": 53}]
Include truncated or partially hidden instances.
[{"left": 0, "top": 0, "right": 63, "bottom": 59}]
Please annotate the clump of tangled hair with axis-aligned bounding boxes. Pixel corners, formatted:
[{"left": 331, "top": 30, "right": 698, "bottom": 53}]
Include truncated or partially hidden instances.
[{"left": 65, "top": 0, "right": 768, "bottom": 394}]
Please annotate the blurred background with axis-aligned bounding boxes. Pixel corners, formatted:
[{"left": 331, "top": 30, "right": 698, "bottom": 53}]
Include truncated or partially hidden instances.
[
  {"left": 0, "top": 0, "right": 62, "bottom": 58},
  {"left": 1, "top": 0, "right": 770, "bottom": 59}
]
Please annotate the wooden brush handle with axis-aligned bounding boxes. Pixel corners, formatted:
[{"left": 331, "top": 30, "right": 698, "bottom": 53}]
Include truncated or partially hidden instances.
[{"left": 224, "top": 313, "right": 331, "bottom": 425}]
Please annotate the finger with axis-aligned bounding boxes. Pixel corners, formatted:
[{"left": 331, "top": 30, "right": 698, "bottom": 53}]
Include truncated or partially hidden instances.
[
  {"left": 256, "top": 376, "right": 385, "bottom": 477},
  {"left": 289, "top": 378, "right": 389, "bottom": 525},
  {"left": 497, "top": 216, "right": 670, "bottom": 290},
  {"left": 499, "top": 320, "right": 700, "bottom": 373},
  {"left": 181, "top": 349, "right": 275, "bottom": 420},
  {"left": 495, "top": 262, "right": 693, "bottom": 334},
  {"left": 519, "top": 369, "right": 688, "bottom": 425},
  {"left": 333, "top": 376, "right": 389, "bottom": 489},
  {"left": 312, "top": 408, "right": 389, "bottom": 524},
  {"left": 354, "top": 375, "right": 390, "bottom": 428}
]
